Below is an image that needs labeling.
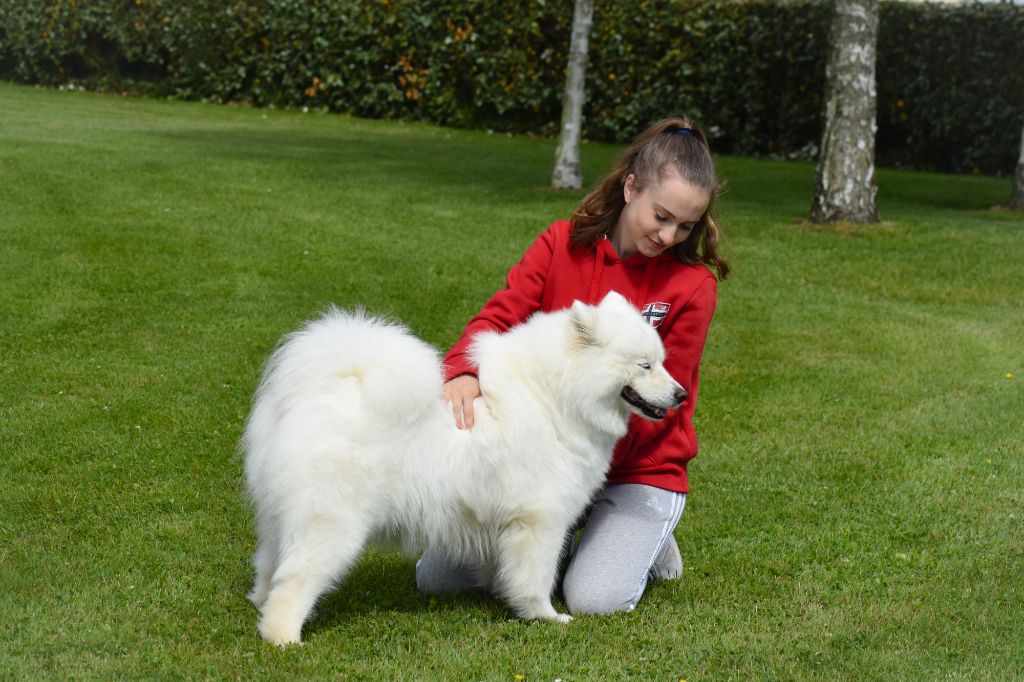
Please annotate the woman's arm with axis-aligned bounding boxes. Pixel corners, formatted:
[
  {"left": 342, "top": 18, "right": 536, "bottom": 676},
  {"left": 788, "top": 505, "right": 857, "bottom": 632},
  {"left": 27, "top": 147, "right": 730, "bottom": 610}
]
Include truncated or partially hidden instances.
[
  {"left": 443, "top": 226, "right": 557, "bottom": 380},
  {"left": 442, "top": 224, "right": 560, "bottom": 428},
  {"left": 662, "top": 274, "right": 718, "bottom": 414}
]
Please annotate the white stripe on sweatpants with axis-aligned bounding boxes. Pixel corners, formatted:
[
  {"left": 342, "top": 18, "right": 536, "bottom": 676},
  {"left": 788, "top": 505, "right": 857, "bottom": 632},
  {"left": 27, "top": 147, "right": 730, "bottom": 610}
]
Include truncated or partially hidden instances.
[{"left": 625, "top": 491, "right": 686, "bottom": 611}]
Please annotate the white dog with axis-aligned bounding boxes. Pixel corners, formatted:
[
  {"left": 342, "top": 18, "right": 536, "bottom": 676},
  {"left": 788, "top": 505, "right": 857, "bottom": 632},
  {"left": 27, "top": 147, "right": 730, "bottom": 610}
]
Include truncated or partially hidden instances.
[{"left": 243, "top": 291, "right": 686, "bottom": 645}]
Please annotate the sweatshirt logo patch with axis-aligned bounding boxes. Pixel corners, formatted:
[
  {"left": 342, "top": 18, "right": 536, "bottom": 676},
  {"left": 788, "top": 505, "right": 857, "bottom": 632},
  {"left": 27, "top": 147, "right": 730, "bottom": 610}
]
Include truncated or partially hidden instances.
[{"left": 641, "top": 302, "right": 671, "bottom": 328}]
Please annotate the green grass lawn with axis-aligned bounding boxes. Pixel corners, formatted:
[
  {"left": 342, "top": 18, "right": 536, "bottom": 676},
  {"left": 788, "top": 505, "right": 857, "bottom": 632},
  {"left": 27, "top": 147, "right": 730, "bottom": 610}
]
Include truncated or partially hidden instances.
[{"left": 1, "top": 82, "right": 1022, "bottom": 680}]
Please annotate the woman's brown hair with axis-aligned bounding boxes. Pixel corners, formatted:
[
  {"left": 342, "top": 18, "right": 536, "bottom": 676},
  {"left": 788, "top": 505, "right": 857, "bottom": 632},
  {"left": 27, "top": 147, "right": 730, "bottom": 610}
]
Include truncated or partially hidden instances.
[{"left": 570, "top": 116, "right": 730, "bottom": 280}]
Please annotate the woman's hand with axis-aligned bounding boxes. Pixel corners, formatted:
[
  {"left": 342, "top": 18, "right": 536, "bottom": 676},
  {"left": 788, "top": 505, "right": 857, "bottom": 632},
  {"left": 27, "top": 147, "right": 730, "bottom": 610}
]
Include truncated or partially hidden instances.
[{"left": 443, "top": 374, "right": 481, "bottom": 430}]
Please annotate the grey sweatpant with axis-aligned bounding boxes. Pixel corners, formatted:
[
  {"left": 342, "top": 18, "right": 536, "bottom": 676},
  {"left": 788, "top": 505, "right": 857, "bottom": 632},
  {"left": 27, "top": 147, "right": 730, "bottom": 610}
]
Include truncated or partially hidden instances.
[{"left": 415, "top": 483, "right": 686, "bottom": 615}]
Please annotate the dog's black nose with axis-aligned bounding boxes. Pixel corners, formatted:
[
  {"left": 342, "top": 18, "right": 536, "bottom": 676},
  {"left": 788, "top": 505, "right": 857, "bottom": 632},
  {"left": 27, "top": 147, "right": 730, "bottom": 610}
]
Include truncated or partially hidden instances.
[{"left": 673, "top": 387, "right": 688, "bottom": 405}]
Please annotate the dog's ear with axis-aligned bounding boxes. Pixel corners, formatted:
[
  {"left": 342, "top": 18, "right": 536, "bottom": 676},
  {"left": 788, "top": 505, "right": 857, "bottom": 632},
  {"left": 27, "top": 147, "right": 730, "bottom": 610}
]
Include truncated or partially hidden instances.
[
  {"left": 570, "top": 300, "right": 598, "bottom": 346},
  {"left": 599, "top": 291, "right": 630, "bottom": 312}
]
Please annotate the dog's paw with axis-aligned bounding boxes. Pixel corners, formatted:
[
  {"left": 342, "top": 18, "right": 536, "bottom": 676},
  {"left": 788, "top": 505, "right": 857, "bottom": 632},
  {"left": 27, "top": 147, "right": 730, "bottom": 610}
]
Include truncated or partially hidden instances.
[
  {"left": 553, "top": 613, "right": 573, "bottom": 624},
  {"left": 258, "top": 619, "right": 303, "bottom": 647}
]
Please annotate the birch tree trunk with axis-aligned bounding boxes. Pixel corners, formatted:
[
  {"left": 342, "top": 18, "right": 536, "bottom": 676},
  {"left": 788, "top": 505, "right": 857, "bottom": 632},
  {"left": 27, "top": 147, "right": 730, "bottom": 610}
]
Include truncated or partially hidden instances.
[
  {"left": 1008, "top": 120, "right": 1024, "bottom": 209},
  {"left": 811, "top": 0, "right": 880, "bottom": 223},
  {"left": 551, "top": 0, "right": 593, "bottom": 190}
]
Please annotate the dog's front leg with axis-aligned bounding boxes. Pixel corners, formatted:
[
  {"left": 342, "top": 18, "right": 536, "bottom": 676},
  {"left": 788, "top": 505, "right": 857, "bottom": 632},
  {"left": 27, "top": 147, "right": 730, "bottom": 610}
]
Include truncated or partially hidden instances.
[{"left": 493, "top": 516, "right": 573, "bottom": 623}]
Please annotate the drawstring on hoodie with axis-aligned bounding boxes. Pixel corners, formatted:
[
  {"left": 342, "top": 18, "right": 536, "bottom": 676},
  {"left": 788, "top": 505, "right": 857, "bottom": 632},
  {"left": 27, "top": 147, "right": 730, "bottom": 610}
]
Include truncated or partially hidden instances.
[
  {"left": 588, "top": 236, "right": 609, "bottom": 302},
  {"left": 637, "top": 258, "right": 655, "bottom": 308}
]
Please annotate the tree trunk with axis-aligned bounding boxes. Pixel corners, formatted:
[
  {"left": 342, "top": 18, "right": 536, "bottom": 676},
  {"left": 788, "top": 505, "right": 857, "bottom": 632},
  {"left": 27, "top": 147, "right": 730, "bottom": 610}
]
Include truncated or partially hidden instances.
[
  {"left": 1008, "top": 120, "right": 1024, "bottom": 209},
  {"left": 811, "top": 0, "right": 880, "bottom": 223},
  {"left": 551, "top": 0, "right": 593, "bottom": 190}
]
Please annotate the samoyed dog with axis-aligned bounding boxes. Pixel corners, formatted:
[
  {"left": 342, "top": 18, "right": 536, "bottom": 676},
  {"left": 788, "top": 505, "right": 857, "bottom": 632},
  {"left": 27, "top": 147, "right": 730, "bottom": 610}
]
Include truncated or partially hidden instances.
[{"left": 243, "top": 291, "right": 686, "bottom": 645}]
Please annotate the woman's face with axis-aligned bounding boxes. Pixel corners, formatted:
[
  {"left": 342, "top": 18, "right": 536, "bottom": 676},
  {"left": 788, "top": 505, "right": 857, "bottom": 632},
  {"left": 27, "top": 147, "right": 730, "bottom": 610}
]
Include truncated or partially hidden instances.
[{"left": 613, "top": 170, "right": 710, "bottom": 259}]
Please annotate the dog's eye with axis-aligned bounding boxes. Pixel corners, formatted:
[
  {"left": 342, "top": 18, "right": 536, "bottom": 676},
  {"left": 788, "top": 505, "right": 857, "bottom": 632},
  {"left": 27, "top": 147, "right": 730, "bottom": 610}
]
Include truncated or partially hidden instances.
[{"left": 638, "top": 362, "right": 651, "bottom": 370}]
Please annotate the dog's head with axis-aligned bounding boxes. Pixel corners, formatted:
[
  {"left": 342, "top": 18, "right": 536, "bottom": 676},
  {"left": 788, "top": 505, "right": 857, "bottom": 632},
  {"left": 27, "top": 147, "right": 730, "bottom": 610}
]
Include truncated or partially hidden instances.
[{"left": 571, "top": 292, "right": 687, "bottom": 421}]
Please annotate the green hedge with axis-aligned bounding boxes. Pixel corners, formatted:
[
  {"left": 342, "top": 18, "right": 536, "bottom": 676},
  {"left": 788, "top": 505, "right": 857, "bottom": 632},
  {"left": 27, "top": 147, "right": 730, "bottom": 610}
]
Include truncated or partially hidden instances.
[
  {"left": 1, "top": 0, "right": 1022, "bottom": 174},
  {"left": 877, "top": 1, "right": 1024, "bottom": 174}
]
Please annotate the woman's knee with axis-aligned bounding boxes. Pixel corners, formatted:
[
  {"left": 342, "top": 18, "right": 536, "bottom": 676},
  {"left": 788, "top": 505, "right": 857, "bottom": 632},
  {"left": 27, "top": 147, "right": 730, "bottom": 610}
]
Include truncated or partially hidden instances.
[{"left": 561, "top": 570, "right": 645, "bottom": 615}]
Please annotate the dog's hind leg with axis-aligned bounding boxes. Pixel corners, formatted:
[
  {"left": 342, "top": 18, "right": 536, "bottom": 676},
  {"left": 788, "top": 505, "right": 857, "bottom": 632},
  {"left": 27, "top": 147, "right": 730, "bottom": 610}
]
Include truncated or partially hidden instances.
[
  {"left": 257, "top": 512, "right": 371, "bottom": 646},
  {"left": 493, "top": 516, "right": 573, "bottom": 623}
]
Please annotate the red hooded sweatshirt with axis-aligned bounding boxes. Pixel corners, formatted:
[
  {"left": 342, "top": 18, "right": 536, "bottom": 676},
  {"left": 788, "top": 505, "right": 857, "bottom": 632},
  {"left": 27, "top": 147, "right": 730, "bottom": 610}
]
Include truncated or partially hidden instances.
[{"left": 443, "top": 220, "right": 718, "bottom": 494}]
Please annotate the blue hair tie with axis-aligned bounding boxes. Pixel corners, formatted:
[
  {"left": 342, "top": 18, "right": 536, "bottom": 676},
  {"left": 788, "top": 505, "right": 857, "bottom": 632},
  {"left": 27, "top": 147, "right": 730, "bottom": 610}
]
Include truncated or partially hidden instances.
[{"left": 674, "top": 128, "right": 696, "bottom": 137}]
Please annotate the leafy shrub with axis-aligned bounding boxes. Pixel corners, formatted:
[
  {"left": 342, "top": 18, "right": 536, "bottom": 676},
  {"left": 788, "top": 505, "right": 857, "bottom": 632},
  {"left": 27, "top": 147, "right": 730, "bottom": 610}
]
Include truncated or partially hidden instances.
[{"left": 1, "top": 0, "right": 1021, "bottom": 173}]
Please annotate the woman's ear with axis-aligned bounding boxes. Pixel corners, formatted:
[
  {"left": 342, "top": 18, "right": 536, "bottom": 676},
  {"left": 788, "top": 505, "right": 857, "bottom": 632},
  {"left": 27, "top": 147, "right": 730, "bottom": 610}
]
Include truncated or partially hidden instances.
[{"left": 623, "top": 173, "right": 636, "bottom": 204}]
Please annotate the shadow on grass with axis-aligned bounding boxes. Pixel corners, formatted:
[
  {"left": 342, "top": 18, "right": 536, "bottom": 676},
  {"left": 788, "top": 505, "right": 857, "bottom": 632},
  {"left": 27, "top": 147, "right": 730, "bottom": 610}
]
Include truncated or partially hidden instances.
[
  {"left": 302, "top": 550, "right": 507, "bottom": 639},
  {"left": 876, "top": 167, "right": 1012, "bottom": 211},
  {"left": 787, "top": 218, "right": 907, "bottom": 236},
  {"left": 150, "top": 127, "right": 554, "bottom": 197}
]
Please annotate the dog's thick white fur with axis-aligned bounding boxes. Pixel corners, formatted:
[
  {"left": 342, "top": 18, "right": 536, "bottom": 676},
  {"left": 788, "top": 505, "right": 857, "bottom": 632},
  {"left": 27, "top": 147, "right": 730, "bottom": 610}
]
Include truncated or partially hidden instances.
[{"left": 243, "top": 292, "right": 686, "bottom": 645}]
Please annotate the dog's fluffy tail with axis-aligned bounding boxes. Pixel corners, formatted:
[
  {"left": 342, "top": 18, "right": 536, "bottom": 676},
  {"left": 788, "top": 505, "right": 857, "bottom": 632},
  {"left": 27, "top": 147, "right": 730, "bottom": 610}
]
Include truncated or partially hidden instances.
[{"left": 250, "top": 307, "right": 444, "bottom": 431}]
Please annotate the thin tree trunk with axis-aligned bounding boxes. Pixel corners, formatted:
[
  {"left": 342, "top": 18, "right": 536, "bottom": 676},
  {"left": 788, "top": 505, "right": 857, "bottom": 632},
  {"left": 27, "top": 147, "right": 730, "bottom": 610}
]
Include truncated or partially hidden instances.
[
  {"left": 811, "top": 0, "right": 880, "bottom": 223},
  {"left": 551, "top": 0, "right": 593, "bottom": 190},
  {"left": 1008, "top": 120, "right": 1024, "bottom": 209}
]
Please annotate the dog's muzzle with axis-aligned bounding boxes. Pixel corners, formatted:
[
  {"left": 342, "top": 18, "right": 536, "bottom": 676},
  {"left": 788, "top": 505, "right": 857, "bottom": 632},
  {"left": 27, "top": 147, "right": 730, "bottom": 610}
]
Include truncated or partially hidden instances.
[{"left": 620, "top": 385, "right": 687, "bottom": 420}]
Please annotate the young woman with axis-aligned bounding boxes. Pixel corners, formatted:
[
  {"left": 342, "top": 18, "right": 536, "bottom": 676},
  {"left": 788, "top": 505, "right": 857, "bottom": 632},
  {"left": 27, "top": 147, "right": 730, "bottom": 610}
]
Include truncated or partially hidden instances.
[{"left": 418, "top": 116, "right": 730, "bottom": 615}]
